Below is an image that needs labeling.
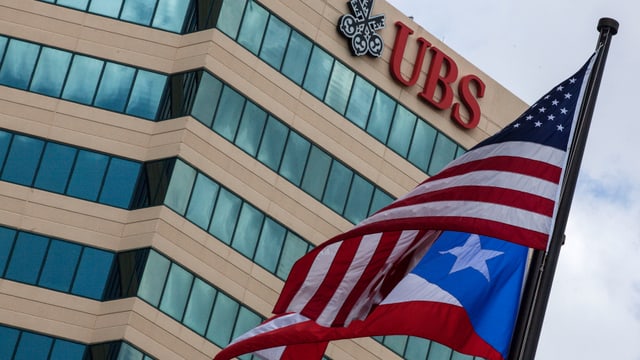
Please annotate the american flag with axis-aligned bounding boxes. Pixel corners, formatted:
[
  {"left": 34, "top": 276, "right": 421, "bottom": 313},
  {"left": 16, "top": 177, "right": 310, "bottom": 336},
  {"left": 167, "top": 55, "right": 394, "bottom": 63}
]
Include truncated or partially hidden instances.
[{"left": 272, "top": 55, "right": 595, "bottom": 328}]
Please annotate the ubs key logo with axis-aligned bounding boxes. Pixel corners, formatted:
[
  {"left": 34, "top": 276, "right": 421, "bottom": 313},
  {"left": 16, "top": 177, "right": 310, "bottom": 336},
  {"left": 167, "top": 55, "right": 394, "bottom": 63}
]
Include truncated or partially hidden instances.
[{"left": 338, "top": 0, "right": 386, "bottom": 57}]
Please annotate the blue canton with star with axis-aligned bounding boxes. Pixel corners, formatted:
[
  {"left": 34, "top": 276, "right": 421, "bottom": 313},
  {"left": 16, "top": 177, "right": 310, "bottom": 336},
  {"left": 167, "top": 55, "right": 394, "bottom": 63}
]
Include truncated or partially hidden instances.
[{"left": 473, "top": 58, "right": 592, "bottom": 151}]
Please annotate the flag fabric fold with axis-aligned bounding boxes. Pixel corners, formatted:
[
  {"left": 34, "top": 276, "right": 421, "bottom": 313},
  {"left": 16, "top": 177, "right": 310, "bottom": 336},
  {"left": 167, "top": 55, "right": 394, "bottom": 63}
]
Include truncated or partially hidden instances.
[{"left": 214, "top": 55, "right": 596, "bottom": 360}]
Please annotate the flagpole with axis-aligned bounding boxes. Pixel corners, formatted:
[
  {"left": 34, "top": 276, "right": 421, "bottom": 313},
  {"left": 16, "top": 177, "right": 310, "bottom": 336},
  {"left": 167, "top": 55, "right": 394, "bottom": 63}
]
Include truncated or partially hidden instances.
[{"left": 508, "top": 17, "right": 618, "bottom": 360}]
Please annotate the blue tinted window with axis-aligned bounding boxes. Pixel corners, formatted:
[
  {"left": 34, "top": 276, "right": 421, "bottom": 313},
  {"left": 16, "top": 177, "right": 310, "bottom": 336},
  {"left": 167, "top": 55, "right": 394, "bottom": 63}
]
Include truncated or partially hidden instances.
[
  {"left": 254, "top": 218, "right": 285, "bottom": 273},
  {"left": 256, "top": 116, "right": 288, "bottom": 171},
  {"left": 217, "top": 0, "right": 247, "bottom": 38},
  {"left": 370, "top": 189, "right": 393, "bottom": 216},
  {"left": 152, "top": 0, "right": 190, "bottom": 32},
  {"left": 0, "top": 36, "right": 7, "bottom": 61},
  {"left": 387, "top": 105, "right": 417, "bottom": 157},
  {"left": 50, "top": 339, "right": 86, "bottom": 360},
  {"left": 138, "top": 250, "right": 171, "bottom": 307},
  {"left": 212, "top": 86, "right": 245, "bottom": 141},
  {"left": 427, "top": 341, "right": 453, "bottom": 360},
  {"left": 277, "top": 233, "right": 307, "bottom": 278},
  {"left": 232, "top": 307, "right": 262, "bottom": 340},
  {"left": 235, "top": 101, "right": 267, "bottom": 157},
  {"left": 281, "top": 32, "right": 312, "bottom": 84},
  {"left": 66, "top": 150, "right": 109, "bottom": 201},
  {"left": 62, "top": 55, "right": 104, "bottom": 105},
  {"left": 232, "top": 203, "right": 264, "bottom": 258},
  {"left": 30, "top": 47, "right": 72, "bottom": 97},
  {"left": 322, "top": 161, "right": 352, "bottom": 214},
  {"left": 206, "top": 292, "right": 239, "bottom": 346},
  {"left": 185, "top": 173, "right": 219, "bottom": 230},
  {"left": 0, "top": 326, "right": 19, "bottom": 360},
  {"left": 303, "top": 47, "right": 332, "bottom": 99},
  {"left": 99, "top": 157, "right": 141, "bottom": 208},
  {"left": 279, "top": 132, "right": 310, "bottom": 186},
  {"left": 208, "top": 188, "right": 242, "bottom": 244},
  {"left": 260, "top": 15, "right": 290, "bottom": 69},
  {"left": 39, "top": 239, "right": 82, "bottom": 292},
  {"left": 164, "top": 159, "right": 196, "bottom": 215},
  {"left": 183, "top": 278, "right": 216, "bottom": 335},
  {"left": 383, "top": 335, "right": 408, "bottom": 356},
  {"left": 408, "top": 120, "right": 437, "bottom": 172},
  {"left": 2, "top": 134, "right": 45, "bottom": 186},
  {"left": 344, "top": 176, "right": 374, "bottom": 223},
  {"left": 0, "top": 130, "right": 11, "bottom": 171},
  {"left": 118, "top": 342, "right": 144, "bottom": 360},
  {"left": 191, "top": 73, "right": 223, "bottom": 127},
  {"left": 57, "top": 0, "right": 89, "bottom": 10},
  {"left": 5, "top": 232, "right": 49, "bottom": 285},
  {"left": 345, "top": 76, "right": 375, "bottom": 128},
  {"left": 405, "top": 336, "right": 430, "bottom": 360},
  {"left": 34, "top": 142, "right": 77, "bottom": 193},
  {"left": 126, "top": 70, "right": 166, "bottom": 120},
  {"left": 301, "top": 147, "right": 331, "bottom": 200},
  {"left": 428, "top": 134, "right": 457, "bottom": 175},
  {"left": 367, "top": 90, "right": 395, "bottom": 143},
  {"left": 14, "top": 332, "right": 53, "bottom": 360},
  {"left": 71, "top": 247, "right": 114, "bottom": 299},
  {"left": 159, "top": 264, "right": 194, "bottom": 320},
  {"left": 88, "top": 0, "right": 124, "bottom": 17},
  {"left": 120, "top": 0, "right": 156, "bottom": 26},
  {"left": 0, "top": 227, "right": 16, "bottom": 275},
  {"left": 325, "top": 61, "right": 354, "bottom": 114},
  {"left": 0, "top": 39, "right": 39, "bottom": 89},
  {"left": 237, "top": 1, "right": 268, "bottom": 54},
  {"left": 94, "top": 63, "right": 135, "bottom": 112}
]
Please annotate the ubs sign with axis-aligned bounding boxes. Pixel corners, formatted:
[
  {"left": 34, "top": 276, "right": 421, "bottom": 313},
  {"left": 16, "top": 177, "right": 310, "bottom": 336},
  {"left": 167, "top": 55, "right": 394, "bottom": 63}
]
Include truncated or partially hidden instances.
[{"left": 338, "top": 3, "right": 485, "bottom": 129}]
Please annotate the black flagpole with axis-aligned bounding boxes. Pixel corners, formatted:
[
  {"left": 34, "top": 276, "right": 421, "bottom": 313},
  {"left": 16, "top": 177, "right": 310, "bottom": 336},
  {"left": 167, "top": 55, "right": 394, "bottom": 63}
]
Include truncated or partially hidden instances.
[{"left": 508, "top": 17, "right": 619, "bottom": 360}]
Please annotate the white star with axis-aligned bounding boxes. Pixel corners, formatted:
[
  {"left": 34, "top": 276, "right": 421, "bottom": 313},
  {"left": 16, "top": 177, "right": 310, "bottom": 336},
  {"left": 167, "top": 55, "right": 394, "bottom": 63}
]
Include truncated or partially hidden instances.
[
  {"left": 560, "top": 108, "right": 568, "bottom": 115},
  {"left": 538, "top": 107, "right": 546, "bottom": 113},
  {"left": 544, "top": 94, "right": 551, "bottom": 100},
  {"left": 556, "top": 85, "right": 564, "bottom": 91},
  {"left": 439, "top": 234, "right": 503, "bottom": 282},
  {"left": 525, "top": 115, "right": 534, "bottom": 121},
  {"left": 513, "top": 123, "right": 520, "bottom": 128},
  {"left": 564, "top": 92, "right": 572, "bottom": 99},
  {"left": 557, "top": 124, "right": 565, "bottom": 131},
  {"left": 552, "top": 99, "right": 559, "bottom": 106},
  {"left": 548, "top": 114, "right": 555, "bottom": 121},
  {"left": 569, "top": 77, "right": 577, "bottom": 83},
  {"left": 534, "top": 121, "right": 543, "bottom": 127}
]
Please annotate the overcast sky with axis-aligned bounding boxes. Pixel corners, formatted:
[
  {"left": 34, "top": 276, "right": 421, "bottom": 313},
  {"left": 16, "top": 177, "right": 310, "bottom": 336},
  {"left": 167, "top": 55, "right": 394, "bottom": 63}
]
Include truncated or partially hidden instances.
[{"left": 385, "top": 0, "right": 640, "bottom": 359}]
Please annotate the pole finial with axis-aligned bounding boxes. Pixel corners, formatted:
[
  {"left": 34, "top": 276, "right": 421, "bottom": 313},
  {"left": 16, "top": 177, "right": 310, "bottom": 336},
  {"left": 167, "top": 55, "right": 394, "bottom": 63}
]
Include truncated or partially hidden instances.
[{"left": 598, "top": 17, "right": 619, "bottom": 35}]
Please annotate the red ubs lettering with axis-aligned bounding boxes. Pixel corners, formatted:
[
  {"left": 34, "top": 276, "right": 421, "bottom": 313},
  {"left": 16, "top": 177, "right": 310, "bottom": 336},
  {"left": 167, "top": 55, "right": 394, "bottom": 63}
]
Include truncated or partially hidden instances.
[{"left": 390, "top": 21, "right": 485, "bottom": 129}]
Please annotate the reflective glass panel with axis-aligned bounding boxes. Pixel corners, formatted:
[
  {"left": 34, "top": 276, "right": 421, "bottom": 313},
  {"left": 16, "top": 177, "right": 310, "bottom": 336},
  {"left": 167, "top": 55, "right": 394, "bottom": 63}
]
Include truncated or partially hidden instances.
[
  {"left": 451, "top": 351, "right": 474, "bottom": 360},
  {"left": 256, "top": 116, "right": 288, "bottom": 171},
  {"left": 260, "top": 15, "right": 290, "bottom": 69},
  {"left": 0, "top": 39, "right": 39, "bottom": 89},
  {"left": 303, "top": 47, "right": 333, "bottom": 99},
  {"left": 217, "top": 0, "right": 247, "bottom": 39},
  {"left": 404, "top": 336, "right": 430, "bottom": 360},
  {"left": 276, "top": 232, "right": 307, "bottom": 278},
  {"left": 138, "top": 250, "right": 171, "bottom": 307},
  {"left": 206, "top": 292, "right": 239, "bottom": 346},
  {"left": 408, "top": 120, "right": 437, "bottom": 172},
  {"left": 322, "top": 161, "right": 352, "bottom": 214},
  {"left": 387, "top": 105, "right": 417, "bottom": 157},
  {"left": 345, "top": 76, "right": 375, "bottom": 128},
  {"left": 232, "top": 307, "right": 262, "bottom": 340},
  {"left": 191, "top": 73, "right": 223, "bottom": 127},
  {"left": 0, "top": 326, "right": 19, "bottom": 360},
  {"left": 159, "top": 264, "right": 194, "bottom": 321},
  {"left": 0, "top": 36, "right": 7, "bottom": 61},
  {"left": 34, "top": 142, "right": 77, "bottom": 193},
  {"left": 164, "top": 160, "right": 196, "bottom": 215},
  {"left": 232, "top": 203, "right": 264, "bottom": 258},
  {"left": 117, "top": 343, "right": 144, "bottom": 360},
  {"left": 30, "top": 47, "right": 72, "bottom": 97},
  {"left": 427, "top": 342, "right": 452, "bottom": 360},
  {"left": 185, "top": 173, "right": 219, "bottom": 230},
  {"left": 369, "top": 189, "right": 393, "bottom": 216},
  {"left": 0, "top": 227, "right": 16, "bottom": 275},
  {"left": 50, "top": 338, "right": 86, "bottom": 359},
  {"left": 88, "top": 0, "right": 124, "bottom": 17},
  {"left": 0, "top": 130, "right": 10, "bottom": 171},
  {"left": 428, "top": 133, "right": 457, "bottom": 175},
  {"left": 212, "top": 86, "right": 245, "bottom": 141},
  {"left": 152, "top": 0, "right": 190, "bottom": 32},
  {"left": 2, "top": 134, "right": 44, "bottom": 186},
  {"left": 14, "top": 332, "right": 53, "bottom": 360},
  {"left": 183, "top": 278, "right": 216, "bottom": 335},
  {"left": 126, "top": 70, "right": 166, "bottom": 120},
  {"left": 281, "top": 31, "right": 312, "bottom": 84},
  {"left": 94, "top": 63, "right": 135, "bottom": 112},
  {"left": 71, "top": 247, "right": 114, "bottom": 299},
  {"left": 99, "top": 157, "right": 140, "bottom": 208},
  {"left": 62, "top": 55, "right": 104, "bottom": 105},
  {"left": 237, "top": 1, "right": 268, "bottom": 54},
  {"left": 57, "top": 0, "right": 88, "bottom": 10},
  {"left": 208, "top": 188, "right": 242, "bottom": 244},
  {"left": 254, "top": 218, "right": 285, "bottom": 273},
  {"left": 279, "top": 132, "right": 310, "bottom": 186},
  {"left": 383, "top": 335, "right": 408, "bottom": 356},
  {"left": 66, "top": 150, "right": 109, "bottom": 201},
  {"left": 39, "top": 239, "right": 81, "bottom": 292},
  {"left": 343, "top": 175, "right": 374, "bottom": 223},
  {"left": 301, "top": 147, "right": 331, "bottom": 200},
  {"left": 235, "top": 101, "right": 267, "bottom": 157},
  {"left": 5, "top": 232, "right": 48, "bottom": 285},
  {"left": 120, "top": 0, "right": 156, "bottom": 26},
  {"left": 324, "top": 61, "right": 354, "bottom": 114},
  {"left": 367, "top": 90, "right": 395, "bottom": 143}
]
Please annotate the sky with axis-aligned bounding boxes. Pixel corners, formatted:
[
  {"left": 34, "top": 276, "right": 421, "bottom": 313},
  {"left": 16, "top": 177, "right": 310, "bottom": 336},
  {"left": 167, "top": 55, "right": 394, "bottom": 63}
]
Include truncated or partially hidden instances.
[{"left": 385, "top": 0, "right": 640, "bottom": 359}]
